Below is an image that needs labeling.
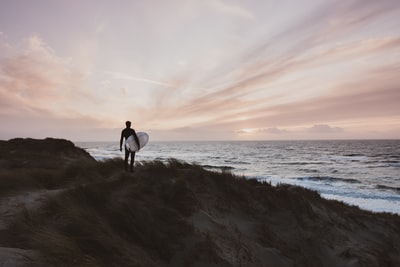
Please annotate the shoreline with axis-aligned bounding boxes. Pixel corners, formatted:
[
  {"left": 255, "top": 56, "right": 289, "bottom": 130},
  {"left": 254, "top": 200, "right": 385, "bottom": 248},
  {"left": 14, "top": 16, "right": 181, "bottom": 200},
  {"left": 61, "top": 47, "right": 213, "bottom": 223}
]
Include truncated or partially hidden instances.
[{"left": 76, "top": 139, "right": 400, "bottom": 215}]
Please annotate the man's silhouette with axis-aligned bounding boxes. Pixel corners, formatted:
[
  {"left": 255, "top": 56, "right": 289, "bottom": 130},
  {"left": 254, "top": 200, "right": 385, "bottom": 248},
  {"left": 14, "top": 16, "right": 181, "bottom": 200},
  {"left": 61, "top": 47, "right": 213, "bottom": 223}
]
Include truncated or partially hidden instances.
[{"left": 120, "top": 121, "right": 140, "bottom": 172}]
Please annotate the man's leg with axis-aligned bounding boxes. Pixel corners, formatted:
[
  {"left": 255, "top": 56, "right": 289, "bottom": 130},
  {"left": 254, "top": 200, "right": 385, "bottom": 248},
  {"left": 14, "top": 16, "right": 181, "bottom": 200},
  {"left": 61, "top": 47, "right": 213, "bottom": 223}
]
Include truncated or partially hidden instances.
[
  {"left": 130, "top": 151, "right": 136, "bottom": 172},
  {"left": 124, "top": 149, "right": 130, "bottom": 171}
]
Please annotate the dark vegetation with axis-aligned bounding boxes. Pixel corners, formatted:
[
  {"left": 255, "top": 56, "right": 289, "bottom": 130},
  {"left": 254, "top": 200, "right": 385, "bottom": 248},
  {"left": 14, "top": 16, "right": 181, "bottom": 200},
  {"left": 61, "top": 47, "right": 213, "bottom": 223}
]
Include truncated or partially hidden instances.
[
  {"left": 0, "top": 138, "right": 96, "bottom": 195},
  {"left": 7, "top": 160, "right": 198, "bottom": 266},
  {"left": 1, "top": 138, "right": 400, "bottom": 267}
]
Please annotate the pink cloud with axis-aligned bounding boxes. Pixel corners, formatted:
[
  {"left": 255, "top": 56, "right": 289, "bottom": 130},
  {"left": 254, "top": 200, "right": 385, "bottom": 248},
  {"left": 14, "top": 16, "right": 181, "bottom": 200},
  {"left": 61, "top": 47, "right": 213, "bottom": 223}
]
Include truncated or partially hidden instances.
[
  {"left": 308, "top": 125, "right": 344, "bottom": 134},
  {"left": 0, "top": 35, "right": 110, "bottom": 140},
  {"left": 260, "top": 127, "right": 289, "bottom": 135},
  {"left": 1, "top": 1, "right": 399, "bottom": 141},
  {"left": 0, "top": 35, "right": 86, "bottom": 110}
]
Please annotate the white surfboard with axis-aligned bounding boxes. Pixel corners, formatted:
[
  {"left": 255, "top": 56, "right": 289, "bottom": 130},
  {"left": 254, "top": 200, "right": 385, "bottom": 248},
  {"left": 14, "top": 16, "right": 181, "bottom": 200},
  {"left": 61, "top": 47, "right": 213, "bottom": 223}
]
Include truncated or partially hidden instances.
[{"left": 125, "top": 132, "right": 149, "bottom": 152}]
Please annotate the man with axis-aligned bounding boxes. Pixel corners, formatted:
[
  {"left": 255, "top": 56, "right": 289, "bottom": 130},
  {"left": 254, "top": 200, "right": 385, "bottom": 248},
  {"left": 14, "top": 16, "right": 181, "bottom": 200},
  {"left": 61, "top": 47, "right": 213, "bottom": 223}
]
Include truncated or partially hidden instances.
[{"left": 120, "top": 121, "right": 140, "bottom": 172}]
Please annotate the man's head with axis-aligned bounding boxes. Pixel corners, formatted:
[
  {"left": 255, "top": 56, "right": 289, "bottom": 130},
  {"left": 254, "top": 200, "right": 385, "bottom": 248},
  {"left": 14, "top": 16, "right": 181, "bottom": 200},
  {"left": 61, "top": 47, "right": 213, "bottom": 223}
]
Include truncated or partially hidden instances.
[{"left": 125, "top": 121, "right": 131, "bottom": 128}]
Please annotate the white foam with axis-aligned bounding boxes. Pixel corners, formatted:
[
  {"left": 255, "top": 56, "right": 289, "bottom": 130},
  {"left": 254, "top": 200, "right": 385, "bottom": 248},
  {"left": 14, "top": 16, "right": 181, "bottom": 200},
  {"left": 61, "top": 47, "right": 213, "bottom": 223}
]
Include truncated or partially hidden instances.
[{"left": 322, "top": 193, "right": 400, "bottom": 214}]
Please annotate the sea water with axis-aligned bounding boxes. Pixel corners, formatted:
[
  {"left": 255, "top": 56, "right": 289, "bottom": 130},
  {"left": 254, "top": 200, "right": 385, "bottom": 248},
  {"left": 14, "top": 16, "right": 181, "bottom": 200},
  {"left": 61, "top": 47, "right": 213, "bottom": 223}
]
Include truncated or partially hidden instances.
[{"left": 75, "top": 140, "right": 400, "bottom": 215}]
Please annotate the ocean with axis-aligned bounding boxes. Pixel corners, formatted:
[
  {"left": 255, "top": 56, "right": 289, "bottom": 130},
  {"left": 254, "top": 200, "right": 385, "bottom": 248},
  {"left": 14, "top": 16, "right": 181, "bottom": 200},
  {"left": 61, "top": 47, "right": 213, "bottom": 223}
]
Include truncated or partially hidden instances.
[{"left": 75, "top": 140, "right": 400, "bottom": 215}]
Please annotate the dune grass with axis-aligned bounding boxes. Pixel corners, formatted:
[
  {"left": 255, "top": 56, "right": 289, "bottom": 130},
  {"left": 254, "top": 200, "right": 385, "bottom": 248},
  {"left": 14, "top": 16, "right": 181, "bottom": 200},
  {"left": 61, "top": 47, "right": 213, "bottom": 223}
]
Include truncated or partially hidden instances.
[
  {"left": 4, "top": 156, "right": 400, "bottom": 266},
  {"left": 0, "top": 158, "right": 123, "bottom": 196},
  {"left": 8, "top": 159, "right": 200, "bottom": 266}
]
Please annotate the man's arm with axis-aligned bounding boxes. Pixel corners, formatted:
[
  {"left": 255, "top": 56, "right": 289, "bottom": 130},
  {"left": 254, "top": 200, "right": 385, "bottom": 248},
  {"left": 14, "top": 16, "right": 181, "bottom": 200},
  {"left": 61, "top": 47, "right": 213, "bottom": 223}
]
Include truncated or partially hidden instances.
[{"left": 119, "top": 130, "right": 124, "bottom": 151}]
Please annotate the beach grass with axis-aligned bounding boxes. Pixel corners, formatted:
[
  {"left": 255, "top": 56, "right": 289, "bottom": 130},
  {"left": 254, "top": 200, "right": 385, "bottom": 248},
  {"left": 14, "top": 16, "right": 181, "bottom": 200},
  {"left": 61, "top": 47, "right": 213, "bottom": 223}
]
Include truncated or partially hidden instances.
[
  {"left": 0, "top": 158, "right": 124, "bottom": 196},
  {"left": 2, "top": 138, "right": 400, "bottom": 267},
  {"left": 7, "top": 160, "right": 202, "bottom": 266}
]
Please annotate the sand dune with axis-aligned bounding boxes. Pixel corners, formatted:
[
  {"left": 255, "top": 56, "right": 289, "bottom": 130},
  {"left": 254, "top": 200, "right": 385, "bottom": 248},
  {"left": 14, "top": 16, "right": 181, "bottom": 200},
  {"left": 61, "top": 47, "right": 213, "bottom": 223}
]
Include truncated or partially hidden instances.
[{"left": 0, "top": 138, "right": 399, "bottom": 266}]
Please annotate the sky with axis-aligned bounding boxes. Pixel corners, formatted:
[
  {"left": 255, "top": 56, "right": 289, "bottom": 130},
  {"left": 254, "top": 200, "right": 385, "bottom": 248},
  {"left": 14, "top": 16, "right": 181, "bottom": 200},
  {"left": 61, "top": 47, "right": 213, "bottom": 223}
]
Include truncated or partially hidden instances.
[{"left": 0, "top": 0, "right": 399, "bottom": 141}]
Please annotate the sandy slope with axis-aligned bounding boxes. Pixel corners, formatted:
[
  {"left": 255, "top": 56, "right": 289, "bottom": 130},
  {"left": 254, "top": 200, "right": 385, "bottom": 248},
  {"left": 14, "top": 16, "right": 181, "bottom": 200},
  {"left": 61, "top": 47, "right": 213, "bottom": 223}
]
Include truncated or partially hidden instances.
[{"left": 176, "top": 170, "right": 400, "bottom": 267}]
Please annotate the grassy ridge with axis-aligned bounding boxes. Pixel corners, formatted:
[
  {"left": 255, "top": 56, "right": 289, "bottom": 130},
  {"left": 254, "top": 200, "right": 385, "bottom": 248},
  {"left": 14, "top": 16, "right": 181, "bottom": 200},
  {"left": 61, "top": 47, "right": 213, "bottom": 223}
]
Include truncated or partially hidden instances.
[
  {"left": 8, "top": 160, "right": 201, "bottom": 266},
  {"left": 0, "top": 137, "right": 97, "bottom": 196},
  {"left": 0, "top": 159, "right": 122, "bottom": 196},
  {"left": 6, "top": 158, "right": 400, "bottom": 266},
  {"left": 2, "top": 138, "right": 400, "bottom": 266}
]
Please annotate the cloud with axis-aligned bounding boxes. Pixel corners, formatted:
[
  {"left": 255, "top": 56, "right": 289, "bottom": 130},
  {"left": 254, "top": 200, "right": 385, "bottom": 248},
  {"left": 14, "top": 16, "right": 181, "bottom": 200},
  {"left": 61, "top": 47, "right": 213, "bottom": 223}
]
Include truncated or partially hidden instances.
[
  {"left": 171, "top": 126, "right": 194, "bottom": 133},
  {"left": 0, "top": 35, "right": 88, "bottom": 109},
  {"left": 124, "top": 0, "right": 400, "bottom": 141},
  {"left": 308, "top": 125, "right": 344, "bottom": 133},
  {"left": 2, "top": 1, "right": 399, "bottom": 141},
  {"left": 0, "top": 32, "right": 9, "bottom": 50},
  {"left": 117, "top": 0, "right": 400, "bottom": 128},
  {"left": 234, "top": 127, "right": 290, "bottom": 135},
  {"left": 238, "top": 82, "right": 400, "bottom": 129},
  {"left": 105, "top": 71, "right": 176, "bottom": 88},
  {"left": 206, "top": 0, "right": 255, "bottom": 20},
  {"left": 0, "top": 35, "right": 113, "bottom": 140},
  {"left": 145, "top": 53, "right": 400, "bottom": 138},
  {"left": 235, "top": 1, "right": 400, "bottom": 71},
  {"left": 261, "top": 127, "right": 289, "bottom": 135},
  {"left": 143, "top": 54, "right": 399, "bottom": 133}
]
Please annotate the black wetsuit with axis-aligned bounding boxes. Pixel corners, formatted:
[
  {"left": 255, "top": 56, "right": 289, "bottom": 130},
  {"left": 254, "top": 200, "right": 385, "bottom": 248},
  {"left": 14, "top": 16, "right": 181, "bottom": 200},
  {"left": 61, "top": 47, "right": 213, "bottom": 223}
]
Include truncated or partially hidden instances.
[{"left": 120, "top": 128, "right": 140, "bottom": 172}]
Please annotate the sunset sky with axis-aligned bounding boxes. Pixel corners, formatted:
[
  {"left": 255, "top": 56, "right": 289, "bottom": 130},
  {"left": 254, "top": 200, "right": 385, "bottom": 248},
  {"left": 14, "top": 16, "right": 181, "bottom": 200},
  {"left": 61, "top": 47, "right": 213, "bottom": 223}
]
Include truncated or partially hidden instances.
[{"left": 1, "top": 0, "right": 399, "bottom": 141}]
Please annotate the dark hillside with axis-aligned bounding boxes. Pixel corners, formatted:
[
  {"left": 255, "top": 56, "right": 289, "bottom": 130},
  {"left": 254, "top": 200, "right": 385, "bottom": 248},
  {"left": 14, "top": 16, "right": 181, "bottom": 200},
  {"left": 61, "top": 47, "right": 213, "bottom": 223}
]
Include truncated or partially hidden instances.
[
  {"left": 1, "top": 138, "right": 399, "bottom": 267},
  {"left": 0, "top": 138, "right": 94, "bottom": 169},
  {"left": 0, "top": 138, "right": 95, "bottom": 196}
]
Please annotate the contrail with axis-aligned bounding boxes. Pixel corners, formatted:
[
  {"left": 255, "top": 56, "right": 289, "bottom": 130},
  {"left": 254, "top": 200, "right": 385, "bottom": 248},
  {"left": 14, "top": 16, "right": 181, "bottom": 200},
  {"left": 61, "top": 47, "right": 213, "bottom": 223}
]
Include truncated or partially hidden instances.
[{"left": 105, "top": 71, "right": 176, "bottom": 88}]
